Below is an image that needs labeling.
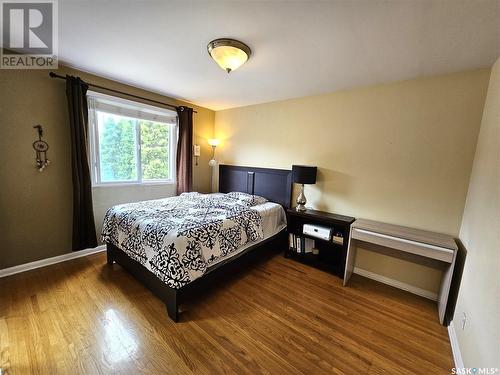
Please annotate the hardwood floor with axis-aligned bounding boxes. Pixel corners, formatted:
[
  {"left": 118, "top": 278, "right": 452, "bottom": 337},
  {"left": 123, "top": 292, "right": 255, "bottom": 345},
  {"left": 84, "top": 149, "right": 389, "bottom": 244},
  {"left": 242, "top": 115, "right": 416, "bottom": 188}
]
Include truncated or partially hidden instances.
[{"left": 0, "top": 251, "right": 454, "bottom": 374}]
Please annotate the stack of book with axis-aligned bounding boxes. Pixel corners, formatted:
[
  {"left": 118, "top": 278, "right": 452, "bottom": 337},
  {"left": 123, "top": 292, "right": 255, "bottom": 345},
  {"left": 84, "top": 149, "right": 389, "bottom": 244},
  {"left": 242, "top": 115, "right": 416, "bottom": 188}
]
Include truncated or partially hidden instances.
[{"left": 288, "top": 233, "right": 315, "bottom": 254}]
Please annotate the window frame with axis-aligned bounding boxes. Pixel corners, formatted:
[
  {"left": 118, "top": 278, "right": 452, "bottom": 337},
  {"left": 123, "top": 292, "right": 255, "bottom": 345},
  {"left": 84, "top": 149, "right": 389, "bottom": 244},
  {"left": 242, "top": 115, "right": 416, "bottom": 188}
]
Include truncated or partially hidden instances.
[{"left": 87, "top": 91, "right": 177, "bottom": 187}]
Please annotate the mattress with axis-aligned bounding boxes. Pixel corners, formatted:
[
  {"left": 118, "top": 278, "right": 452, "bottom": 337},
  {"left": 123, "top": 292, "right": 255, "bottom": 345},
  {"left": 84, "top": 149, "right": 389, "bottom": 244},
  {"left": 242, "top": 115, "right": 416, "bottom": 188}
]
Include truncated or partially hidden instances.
[
  {"left": 101, "top": 192, "right": 286, "bottom": 289},
  {"left": 207, "top": 201, "right": 287, "bottom": 270},
  {"left": 255, "top": 201, "right": 288, "bottom": 238}
]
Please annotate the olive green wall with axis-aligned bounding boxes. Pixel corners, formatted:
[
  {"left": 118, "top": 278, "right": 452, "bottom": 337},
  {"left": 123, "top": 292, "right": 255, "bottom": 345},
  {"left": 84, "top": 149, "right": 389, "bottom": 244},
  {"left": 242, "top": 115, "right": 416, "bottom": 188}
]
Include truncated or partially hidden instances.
[
  {"left": 0, "top": 66, "right": 215, "bottom": 269},
  {"left": 215, "top": 69, "right": 491, "bottom": 295}
]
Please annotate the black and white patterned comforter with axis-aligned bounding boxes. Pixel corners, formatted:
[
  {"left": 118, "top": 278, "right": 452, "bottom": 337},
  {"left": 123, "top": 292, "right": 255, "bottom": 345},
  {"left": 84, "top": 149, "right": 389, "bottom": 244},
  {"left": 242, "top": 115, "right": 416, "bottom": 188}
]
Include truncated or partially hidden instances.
[{"left": 101, "top": 192, "right": 267, "bottom": 289}]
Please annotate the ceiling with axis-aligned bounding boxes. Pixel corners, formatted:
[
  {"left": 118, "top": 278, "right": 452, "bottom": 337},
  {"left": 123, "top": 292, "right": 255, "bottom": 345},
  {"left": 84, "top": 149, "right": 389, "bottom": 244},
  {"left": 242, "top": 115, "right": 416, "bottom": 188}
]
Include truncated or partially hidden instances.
[{"left": 60, "top": 1, "right": 499, "bottom": 111}]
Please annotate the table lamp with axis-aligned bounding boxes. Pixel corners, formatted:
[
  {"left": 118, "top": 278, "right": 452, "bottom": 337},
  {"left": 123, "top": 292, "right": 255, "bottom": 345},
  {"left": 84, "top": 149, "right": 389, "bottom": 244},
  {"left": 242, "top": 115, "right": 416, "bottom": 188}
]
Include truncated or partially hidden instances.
[{"left": 292, "top": 165, "right": 317, "bottom": 212}]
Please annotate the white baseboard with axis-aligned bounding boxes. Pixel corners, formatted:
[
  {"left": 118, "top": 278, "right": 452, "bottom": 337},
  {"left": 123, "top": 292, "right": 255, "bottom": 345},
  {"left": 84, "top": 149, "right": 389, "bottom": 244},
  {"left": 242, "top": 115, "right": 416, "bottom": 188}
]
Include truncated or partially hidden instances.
[
  {"left": 0, "top": 245, "right": 106, "bottom": 278},
  {"left": 353, "top": 267, "right": 438, "bottom": 301},
  {"left": 448, "top": 320, "right": 465, "bottom": 369}
]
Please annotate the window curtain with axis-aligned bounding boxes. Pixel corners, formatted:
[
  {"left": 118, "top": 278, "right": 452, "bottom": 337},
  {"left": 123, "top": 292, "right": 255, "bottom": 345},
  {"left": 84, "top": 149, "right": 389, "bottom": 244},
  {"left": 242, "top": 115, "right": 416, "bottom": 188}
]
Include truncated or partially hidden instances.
[
  {"left": 176, "top": 106, "right": 193, "bottom": 194},
  {"left": 66, "top": 75, "right": 98, "bottom": 250}
]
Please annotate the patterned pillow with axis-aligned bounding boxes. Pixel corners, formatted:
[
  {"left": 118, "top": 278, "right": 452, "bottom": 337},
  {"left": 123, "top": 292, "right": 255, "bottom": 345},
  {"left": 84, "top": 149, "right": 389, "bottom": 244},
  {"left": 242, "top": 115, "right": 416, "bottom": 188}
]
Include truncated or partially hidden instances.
[{"left": 226, "top": 192, "right": 268, "bottom": 206}]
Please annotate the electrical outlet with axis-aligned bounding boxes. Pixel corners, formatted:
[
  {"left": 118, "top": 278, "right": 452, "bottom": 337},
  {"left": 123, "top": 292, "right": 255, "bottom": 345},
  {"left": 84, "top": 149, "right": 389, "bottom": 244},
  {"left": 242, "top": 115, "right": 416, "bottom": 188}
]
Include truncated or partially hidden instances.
[{"left": 461, "top": 312, "right": 467, "bottom": 330}]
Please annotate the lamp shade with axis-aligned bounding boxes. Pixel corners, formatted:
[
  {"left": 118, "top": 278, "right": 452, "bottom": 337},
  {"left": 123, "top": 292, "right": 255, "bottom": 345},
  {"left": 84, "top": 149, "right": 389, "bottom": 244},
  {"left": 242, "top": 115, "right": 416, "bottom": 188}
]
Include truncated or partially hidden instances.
[
  {"left": 208, "top": 138, "right": 220, "bottom": 147},
  {"left": 292, "top": 165, "right": 317, "bottom": 184}
]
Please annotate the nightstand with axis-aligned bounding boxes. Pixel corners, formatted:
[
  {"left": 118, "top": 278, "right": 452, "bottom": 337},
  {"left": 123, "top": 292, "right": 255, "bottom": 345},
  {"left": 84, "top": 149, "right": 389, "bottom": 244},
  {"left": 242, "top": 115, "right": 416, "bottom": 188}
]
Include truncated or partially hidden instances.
[{"left": 286, "top": 208, "right": 355, "bottom": 278}]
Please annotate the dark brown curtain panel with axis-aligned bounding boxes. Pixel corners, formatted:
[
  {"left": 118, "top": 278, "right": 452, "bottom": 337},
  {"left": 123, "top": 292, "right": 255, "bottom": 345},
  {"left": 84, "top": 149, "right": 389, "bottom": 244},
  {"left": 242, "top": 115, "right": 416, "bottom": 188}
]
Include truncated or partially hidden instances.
[
  {"left": 66, "top": 76, "right": 97, "bottom": 250},
  {"left": 176, "top": 106, "right": 194, "bottom": 195}
]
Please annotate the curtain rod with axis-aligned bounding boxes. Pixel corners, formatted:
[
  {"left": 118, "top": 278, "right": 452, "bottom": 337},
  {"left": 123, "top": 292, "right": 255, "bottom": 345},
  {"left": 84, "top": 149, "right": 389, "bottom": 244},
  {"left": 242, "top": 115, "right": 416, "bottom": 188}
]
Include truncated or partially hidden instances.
[{"left": 48, "top": 72, "right": 197, "bottom": 113}]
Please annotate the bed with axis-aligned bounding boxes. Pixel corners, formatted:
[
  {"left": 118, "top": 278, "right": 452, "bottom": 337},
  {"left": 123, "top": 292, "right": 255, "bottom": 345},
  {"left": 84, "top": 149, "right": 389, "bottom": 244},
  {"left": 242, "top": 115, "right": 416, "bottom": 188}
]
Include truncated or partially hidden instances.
[{"left": 104, "top": 165, "right": 292, "bottom": 322}]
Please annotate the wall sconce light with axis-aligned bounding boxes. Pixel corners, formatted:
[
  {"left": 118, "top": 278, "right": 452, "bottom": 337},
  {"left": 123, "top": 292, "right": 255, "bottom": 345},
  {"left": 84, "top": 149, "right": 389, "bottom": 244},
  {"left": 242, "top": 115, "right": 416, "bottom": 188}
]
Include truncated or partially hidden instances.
[
  {"left": 33, "top": 124, "right": 50, "bottom": 172},
  {"left": 208, "top": 138, "right": 220, "bottom": 167}
]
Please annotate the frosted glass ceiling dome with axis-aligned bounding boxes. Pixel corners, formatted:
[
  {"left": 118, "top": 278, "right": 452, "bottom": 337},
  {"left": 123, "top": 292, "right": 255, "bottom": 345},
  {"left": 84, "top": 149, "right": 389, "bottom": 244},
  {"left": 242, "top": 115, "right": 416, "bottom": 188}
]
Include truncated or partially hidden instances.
[{"left": 207, "top": 38, "right": 251, "bottom": 73}]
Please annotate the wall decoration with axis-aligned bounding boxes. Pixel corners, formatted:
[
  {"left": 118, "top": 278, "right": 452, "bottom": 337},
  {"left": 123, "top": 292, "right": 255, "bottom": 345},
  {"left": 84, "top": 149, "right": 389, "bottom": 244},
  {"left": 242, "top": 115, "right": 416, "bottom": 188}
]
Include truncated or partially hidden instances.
[
  {"left": 33, "top": 125, "right": 50, "bottom": 172},
  {"left": 193, "top": 144, "right": 201, "bottom": 166}
]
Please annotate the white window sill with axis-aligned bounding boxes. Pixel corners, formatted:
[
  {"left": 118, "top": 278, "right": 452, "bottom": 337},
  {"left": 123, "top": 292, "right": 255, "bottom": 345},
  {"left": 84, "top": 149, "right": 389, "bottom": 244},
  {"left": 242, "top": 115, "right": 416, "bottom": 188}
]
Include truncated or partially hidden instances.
[{"left": 92, "top": 181, "right": 175, "bottom": 188}]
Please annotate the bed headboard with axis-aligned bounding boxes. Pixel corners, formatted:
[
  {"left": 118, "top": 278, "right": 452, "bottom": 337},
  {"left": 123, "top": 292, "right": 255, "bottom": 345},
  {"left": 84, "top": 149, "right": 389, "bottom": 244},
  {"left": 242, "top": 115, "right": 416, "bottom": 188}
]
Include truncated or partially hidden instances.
[{"left": 219, "top": 165, "right": 292, "bottom": 208}]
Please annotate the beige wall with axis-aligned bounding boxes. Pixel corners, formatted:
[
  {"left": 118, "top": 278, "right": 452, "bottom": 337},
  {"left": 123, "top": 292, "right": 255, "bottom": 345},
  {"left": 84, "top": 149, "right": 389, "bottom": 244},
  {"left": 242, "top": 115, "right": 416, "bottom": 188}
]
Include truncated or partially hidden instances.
[
  {"left": 0, "top": 66, "right": 215, "bottom": 269},
  {"left": 454, "top": 59, "right": 499, "bottom": 368},
  {"left": 215, "top": 69, "right": 490, "bottom": 294}
]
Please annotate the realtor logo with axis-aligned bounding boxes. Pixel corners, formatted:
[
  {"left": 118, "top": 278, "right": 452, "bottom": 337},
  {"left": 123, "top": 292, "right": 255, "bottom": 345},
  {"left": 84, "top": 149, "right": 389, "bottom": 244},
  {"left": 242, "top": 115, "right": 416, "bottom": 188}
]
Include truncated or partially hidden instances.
[{"left": 1, "top": 0, "right": 58, "bottom": 69}]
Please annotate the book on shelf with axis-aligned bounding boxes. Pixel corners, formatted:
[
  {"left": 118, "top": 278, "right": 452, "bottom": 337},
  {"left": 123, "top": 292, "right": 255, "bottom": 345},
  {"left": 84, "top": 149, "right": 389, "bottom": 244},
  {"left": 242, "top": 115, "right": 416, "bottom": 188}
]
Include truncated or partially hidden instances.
[
  {"left": 289, "top": 233, "right": 295, "bottom": 251},
  {"left": 304, "top": 238, "right": 314, "bottom": 253},
  {"left": 288, "top": 233, "right": 315, "bottom": 254}
]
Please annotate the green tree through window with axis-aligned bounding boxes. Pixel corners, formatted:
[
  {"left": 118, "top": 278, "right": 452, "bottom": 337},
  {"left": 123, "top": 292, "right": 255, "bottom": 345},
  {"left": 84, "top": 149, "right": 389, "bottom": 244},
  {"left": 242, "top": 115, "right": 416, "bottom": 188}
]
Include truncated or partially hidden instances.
[
  {"left": 140, "top": 120, "right": 169, "bottom": 180},
  {"left": 99, "top": 113, "right": 137, "bottom": 181},
  {"left": 97, "top": 111, "right": 171, "bottom": 183}
]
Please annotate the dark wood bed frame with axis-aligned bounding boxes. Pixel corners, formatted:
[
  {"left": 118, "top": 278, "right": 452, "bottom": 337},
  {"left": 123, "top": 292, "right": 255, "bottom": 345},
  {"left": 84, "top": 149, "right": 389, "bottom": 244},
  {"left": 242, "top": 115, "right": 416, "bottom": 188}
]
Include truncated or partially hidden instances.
[{"left": 106, "top": 165, "right": 292, "bottom": 322}]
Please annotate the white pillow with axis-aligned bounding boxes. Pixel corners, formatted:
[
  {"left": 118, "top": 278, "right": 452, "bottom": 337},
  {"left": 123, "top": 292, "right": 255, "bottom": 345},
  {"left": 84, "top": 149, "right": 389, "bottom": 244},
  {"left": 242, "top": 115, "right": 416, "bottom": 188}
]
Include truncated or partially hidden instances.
[{"left": 226, "top": 192, "right": 268, "bottom": 206}]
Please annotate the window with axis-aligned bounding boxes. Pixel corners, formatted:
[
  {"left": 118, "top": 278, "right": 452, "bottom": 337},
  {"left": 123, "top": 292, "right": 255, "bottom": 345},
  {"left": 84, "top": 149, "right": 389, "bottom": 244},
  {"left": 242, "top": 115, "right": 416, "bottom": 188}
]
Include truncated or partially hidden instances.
[{"left": 88, "top": 92, "right": 177, "bottom": 186}]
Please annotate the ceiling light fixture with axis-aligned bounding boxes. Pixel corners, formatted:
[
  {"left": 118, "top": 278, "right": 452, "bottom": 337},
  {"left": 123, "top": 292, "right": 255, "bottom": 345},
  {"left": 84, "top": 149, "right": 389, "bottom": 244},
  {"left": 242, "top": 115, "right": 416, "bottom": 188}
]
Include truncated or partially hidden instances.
[{"left": 207, "top": 38, "right": 251, "bottom": 73}]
